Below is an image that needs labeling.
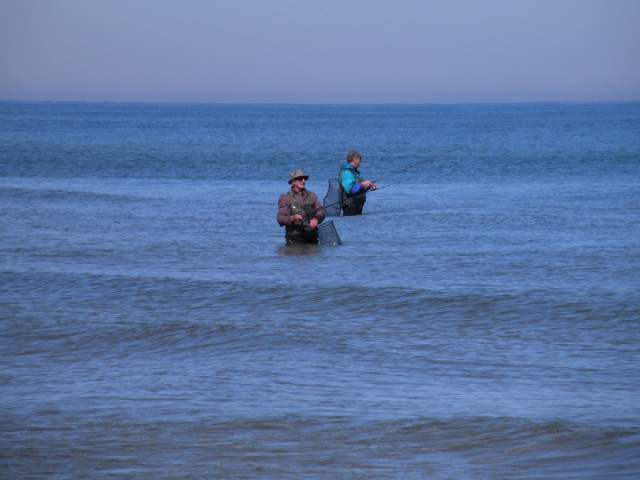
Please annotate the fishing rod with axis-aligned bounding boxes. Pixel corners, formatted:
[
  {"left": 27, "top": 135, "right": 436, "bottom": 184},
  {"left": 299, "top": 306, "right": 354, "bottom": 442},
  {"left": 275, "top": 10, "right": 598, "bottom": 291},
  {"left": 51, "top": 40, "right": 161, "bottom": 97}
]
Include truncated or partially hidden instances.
[
  {"left": 369, "top": 179, "right": 404, "bottom": 191},
  {"left": 298, "top": 141, "right": 479, "bottom": 220},
  {"left": 371, "top": 139, "right": 480, "bottom": 183},
  {"left": 299, "top": 179, "right": 403, "bottom": 221}
]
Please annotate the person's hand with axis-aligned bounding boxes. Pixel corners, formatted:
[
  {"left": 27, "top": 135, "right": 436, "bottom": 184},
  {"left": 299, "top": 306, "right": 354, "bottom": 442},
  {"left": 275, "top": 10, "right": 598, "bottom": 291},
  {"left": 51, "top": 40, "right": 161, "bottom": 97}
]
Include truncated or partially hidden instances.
[
  {"left": 308, "top": 218, "right": 318, "bottom": 229},
  {"left": 362, "top": 180, "right": 377, "bottom": 190},
  {"left": 290, "top": 214, "right": 304, "bottom": 223}
]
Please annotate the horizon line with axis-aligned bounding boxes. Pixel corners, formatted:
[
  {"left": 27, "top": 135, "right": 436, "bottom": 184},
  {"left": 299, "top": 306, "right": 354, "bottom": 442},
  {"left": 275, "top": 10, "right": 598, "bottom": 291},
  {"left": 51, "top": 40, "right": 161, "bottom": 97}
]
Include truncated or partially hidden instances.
[{"left": 2, "top": 98, "right": 640, "bottom": 107}]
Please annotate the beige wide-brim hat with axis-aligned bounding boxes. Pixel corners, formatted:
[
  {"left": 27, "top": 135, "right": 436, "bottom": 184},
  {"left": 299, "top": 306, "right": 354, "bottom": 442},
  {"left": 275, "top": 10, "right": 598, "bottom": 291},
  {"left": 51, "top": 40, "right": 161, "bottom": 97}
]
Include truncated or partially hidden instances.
[{"left": 288, "top": 169, "right": 310, "bottom": 184}]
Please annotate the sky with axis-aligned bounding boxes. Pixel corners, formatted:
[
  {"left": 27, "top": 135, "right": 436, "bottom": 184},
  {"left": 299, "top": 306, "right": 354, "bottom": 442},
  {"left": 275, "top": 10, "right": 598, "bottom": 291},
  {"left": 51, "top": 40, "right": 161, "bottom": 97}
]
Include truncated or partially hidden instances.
[{"left": 1, "top": 0, "right": 639, "bottom": 104}]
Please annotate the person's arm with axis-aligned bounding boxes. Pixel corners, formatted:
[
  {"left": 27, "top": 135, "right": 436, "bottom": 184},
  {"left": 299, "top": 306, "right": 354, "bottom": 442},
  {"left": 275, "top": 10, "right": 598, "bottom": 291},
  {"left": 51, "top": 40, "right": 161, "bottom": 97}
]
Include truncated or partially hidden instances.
[
  {"left": 361, "top": 180, "right": 377, "bottom": 191},
  {"left": 350, "top": 182, "right": 365, "bottom": 194},
  {"left": 341, "top": 169, "right": 375, "bottom": 194},
  {"left": 340, "top": 169, "right": 359, "bottom": 195},
  {"left": 279, "top": 194, "right": 305, "bottom": 225},
  {"left": 277, "top": 195, "right": 293, "bottom": 225}
]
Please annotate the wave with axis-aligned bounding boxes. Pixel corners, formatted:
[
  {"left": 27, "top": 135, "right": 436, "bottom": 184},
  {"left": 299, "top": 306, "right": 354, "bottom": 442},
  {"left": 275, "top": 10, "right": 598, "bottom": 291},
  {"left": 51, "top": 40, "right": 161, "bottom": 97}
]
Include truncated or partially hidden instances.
[
  {"left": 3, "top": 268, "right": 637, "bottom": 397},
  {"left": 1, "top": 413, "right": 638, "bottom": 479},
  {"left": 0, "top": 184, "right": 150, "bottom": 204}
]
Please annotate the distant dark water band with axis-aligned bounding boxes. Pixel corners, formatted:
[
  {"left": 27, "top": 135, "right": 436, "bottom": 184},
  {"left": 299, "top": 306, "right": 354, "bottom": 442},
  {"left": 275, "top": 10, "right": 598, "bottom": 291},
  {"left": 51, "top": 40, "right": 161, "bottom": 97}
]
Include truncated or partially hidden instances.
[
  {"left": 2, "top": 413, "right": 638, "bottom": 479},
  {"left": 4, "top": 269, "right": 637, "bottom": 327}
]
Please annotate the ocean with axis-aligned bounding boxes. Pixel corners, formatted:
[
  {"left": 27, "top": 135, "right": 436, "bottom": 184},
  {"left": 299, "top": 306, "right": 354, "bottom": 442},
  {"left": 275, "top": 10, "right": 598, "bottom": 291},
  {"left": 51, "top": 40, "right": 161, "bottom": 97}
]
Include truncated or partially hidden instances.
[{"left": 1, "top": 101, "right": 639, "bottom": 479}]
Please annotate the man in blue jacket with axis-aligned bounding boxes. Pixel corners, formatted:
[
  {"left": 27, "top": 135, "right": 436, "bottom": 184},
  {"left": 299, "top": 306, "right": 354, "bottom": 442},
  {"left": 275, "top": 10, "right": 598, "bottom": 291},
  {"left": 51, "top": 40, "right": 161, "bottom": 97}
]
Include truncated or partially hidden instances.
[{"left": 339, "top": 150, "right": 377, "bottom": 216}]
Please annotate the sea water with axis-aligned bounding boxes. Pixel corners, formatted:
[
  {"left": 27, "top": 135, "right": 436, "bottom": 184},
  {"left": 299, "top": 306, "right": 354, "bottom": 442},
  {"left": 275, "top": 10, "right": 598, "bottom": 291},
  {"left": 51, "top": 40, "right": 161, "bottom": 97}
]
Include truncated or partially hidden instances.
[{"left": 1, "top": 102, "right": 639, "bottom": 478}]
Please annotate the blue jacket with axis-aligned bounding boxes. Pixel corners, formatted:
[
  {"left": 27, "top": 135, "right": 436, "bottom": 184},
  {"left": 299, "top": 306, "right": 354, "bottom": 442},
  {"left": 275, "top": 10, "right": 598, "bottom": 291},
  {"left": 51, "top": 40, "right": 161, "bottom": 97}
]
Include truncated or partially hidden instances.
[{"left": 339, "top": 162, "right": 364, "bottom": 195}]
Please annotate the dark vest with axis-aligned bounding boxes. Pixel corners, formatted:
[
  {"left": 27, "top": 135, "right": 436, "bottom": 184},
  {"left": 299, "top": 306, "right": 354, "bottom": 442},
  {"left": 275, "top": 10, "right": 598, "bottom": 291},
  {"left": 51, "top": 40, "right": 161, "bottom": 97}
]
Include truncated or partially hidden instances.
[
  {"left": 339, "top": 168, "right": 366, "bottom": 215},
  {"left": 285, "top": 190, "right": 319, "bottom": 244}
]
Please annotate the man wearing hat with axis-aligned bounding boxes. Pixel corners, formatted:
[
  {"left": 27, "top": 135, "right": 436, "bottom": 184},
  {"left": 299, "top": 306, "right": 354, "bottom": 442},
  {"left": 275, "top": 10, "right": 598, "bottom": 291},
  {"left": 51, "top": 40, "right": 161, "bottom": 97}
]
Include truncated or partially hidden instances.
[{"left": 277, "top": 169, "right": 326, "bottom": 244}]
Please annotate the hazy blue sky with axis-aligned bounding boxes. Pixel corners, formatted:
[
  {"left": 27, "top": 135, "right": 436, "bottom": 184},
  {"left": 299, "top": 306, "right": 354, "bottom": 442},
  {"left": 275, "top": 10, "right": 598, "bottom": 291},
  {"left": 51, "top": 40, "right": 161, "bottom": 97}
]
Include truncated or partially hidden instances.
[{"left": 1, "top": 0, "right": 639, "bottom": 103}]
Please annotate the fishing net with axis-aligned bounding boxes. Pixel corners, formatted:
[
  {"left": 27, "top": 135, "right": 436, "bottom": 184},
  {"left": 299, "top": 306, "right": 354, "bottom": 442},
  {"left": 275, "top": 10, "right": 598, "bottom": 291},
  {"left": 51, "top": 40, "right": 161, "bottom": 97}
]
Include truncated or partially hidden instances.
[
  {"left": 322, "top": 178, "right": 342, "bottom": 217},
  {"left": 317, "top": 220, "right": 342, "bottom": 246}
]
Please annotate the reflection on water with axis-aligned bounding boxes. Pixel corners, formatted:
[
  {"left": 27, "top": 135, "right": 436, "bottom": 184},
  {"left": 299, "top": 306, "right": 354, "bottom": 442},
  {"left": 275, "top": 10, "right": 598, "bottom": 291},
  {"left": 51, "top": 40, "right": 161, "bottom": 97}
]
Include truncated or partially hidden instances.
[{"left": 276, "top": 242, "right": 321, "bottom": 256}]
